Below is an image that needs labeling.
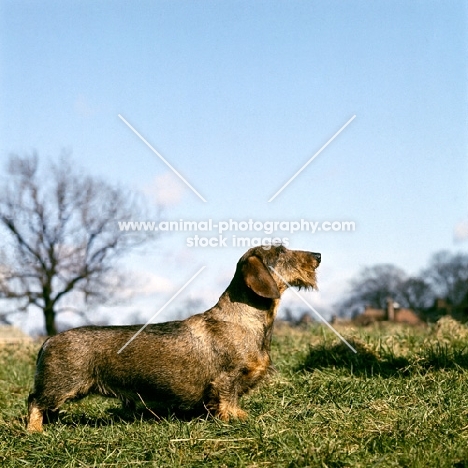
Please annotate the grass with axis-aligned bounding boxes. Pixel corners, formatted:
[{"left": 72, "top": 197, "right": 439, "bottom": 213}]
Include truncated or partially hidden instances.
[{"left": 1, "top": 318, "right": 468, "bottom": 467}]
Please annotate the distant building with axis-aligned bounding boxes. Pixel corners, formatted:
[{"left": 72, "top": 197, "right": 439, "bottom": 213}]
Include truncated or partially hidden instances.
[
  {"left": 430, "top": 296, "right": 468, "bottom": 321},
  {"left": 432, "top": 298, "right": 452, "bottom": 316},
  {"left": 460, "top": 294, "right": 468, "bottom": 317},
  {"left": 354, "top": 298, "right": 422, "bottom": 325},
  {"left": 297, "top": 312, "right": 313, "bottom": 325}
]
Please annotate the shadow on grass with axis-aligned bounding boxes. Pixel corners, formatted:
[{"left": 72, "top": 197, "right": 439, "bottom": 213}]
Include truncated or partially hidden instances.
[
  {"left": 421, "top": 343, "right": 468, "bottom": 370},
  {"left": 38, "top": 405, "right": 209, "bottom": 429},
  {"left": 297, "top": 339, "right": 468, "bottom": 378}
]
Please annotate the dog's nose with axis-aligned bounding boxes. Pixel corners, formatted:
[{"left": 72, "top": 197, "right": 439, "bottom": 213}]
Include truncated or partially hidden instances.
[{"left": 313, "top": 252, "right": 321, "bottom": 263}]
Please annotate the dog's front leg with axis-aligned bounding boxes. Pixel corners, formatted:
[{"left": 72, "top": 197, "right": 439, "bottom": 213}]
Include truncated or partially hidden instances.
[{"left": 207, "top": 373, "right": 248, "bottom": 421}]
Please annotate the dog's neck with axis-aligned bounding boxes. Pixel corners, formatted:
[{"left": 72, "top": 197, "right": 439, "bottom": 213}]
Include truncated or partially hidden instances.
[
  {"left": 208, "top": 291, "right": 279, "bottom": 352},
  {"left": 208, "top": 273, "right": 282, "bottom": 334}
]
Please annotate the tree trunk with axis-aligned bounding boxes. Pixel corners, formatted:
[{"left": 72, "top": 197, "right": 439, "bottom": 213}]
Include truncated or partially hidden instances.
[
  {"left": 42, "top": 277, "right": 57, "bottom": 336},
  {"left": 44, "top": 306, "right": 57, "bottom": 336}
]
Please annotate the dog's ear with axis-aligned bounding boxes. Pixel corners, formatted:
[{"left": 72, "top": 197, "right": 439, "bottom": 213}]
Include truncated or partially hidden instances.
[{"left": 241, "top": 256, "right": 281, "bottom": 299}]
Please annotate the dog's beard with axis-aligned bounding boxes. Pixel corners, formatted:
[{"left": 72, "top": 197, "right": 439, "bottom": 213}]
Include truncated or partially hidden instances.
[{"left": 288, "top": 273, "right": 317, "bottom": 291}]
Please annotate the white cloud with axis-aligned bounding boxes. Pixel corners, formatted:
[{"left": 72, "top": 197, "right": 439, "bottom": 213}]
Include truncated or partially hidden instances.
[
  {"left": 144, "top": 172, "right": 185, "bottom": 207},
  {"left": 454, "top": 220, "right": 468, "bottom": 242}
]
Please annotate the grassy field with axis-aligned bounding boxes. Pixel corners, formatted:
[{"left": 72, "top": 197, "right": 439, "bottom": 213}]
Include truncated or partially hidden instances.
[{"left": 1, "top": 318, "right": 468, "bottom": 467}]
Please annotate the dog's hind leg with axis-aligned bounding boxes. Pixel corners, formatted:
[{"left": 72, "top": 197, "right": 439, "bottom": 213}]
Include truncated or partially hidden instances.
[{"left": 27, "top": 394, "right": 44, "bottom": 432}]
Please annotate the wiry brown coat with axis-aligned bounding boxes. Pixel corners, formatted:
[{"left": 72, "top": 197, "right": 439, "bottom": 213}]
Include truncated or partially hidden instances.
[{"left": 27, "top": 245, "right": 320, "bottom": 431}]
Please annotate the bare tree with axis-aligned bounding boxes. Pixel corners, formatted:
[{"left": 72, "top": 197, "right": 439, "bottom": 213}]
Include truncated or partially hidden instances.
[
  {"left": 337, "top": 251, "right": 468, "bottom": 320},
  {"left": 337, "top": 264, "right": 407, "bottom": 317},
  {"left": 397, "top": 277, "right": 434, "bottom": 313},
  {"left": 423, "top": 251, "right": 468, "bottom": 308},
  {"left": 0, "top": 153, "right": 154, "bottom": 335}
]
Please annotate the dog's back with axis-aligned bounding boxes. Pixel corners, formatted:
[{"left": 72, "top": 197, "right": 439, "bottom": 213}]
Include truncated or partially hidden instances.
[{"left": 30, "top": 321, "right": 215, "bottom": 411}]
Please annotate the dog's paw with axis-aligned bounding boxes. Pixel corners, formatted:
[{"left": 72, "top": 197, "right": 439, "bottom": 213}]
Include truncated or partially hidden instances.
[
  {"left": 27, "top": 407, "right": 44, "bottom": 432},
  {"left": 232, "top": 408, "right": 248, "bottom": 420},
  {"left": 216, "top": 405, "right": 248, "bottom": 421}
]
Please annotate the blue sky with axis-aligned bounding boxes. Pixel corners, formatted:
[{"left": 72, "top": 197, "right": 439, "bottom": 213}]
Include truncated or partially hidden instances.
[{"left": 1, "top": 0, "right": 467, "bottom": 331}]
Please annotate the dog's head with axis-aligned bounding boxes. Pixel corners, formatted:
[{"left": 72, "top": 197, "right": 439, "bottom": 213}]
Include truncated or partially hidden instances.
[{"left": 237, "top": 245, "right": 321, "bottom": 299}]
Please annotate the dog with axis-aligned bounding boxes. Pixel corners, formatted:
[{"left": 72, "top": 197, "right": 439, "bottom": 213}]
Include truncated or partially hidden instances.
[{"left": 27, "top": 245, "right": 321, "bottom": 431}]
